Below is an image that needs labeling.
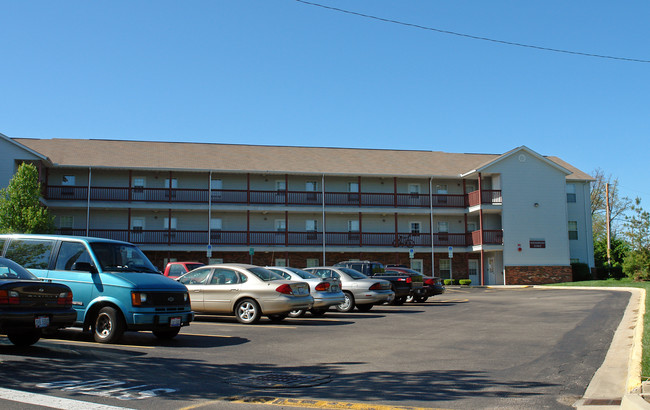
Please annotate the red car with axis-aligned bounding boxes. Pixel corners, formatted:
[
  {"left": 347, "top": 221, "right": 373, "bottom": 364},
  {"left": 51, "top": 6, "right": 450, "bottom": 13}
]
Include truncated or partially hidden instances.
[{"left": 163, "top": 262, "right": 205, "bottom": 279}]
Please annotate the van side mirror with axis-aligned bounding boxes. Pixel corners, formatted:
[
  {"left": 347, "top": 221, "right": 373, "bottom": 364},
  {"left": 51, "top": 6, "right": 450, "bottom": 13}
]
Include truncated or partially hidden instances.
[{"left": 73, "top": 262, "right": 98, "bottom": 273}]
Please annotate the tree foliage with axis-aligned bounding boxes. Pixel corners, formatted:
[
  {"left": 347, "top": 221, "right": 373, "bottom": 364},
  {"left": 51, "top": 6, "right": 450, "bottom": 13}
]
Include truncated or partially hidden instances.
[
  {"left": 590, "top": 168, "right": 632, "bottom": 240},
  {"left": 622, "top": 198, "right": 650, "bottom": 280},
  {"left": 0, "top": 163, "right": 55, "bottom": 234}
]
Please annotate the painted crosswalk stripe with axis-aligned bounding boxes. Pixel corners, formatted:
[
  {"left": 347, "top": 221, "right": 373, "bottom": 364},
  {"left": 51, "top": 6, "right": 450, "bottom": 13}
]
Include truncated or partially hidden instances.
[{"left": 0, "top": 387, "right": 133, "bottom": 410}]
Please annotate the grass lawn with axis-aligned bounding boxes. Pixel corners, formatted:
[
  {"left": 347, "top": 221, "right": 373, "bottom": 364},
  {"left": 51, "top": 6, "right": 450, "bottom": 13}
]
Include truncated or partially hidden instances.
[{"left": 548, "top": 278, "right": 650, "bottom": 378}]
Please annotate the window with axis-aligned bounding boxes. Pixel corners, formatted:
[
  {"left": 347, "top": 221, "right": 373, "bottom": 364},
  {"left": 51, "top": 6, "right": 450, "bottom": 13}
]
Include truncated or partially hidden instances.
[
  {"left": 276, "top": 180, "right": 286, "bottom": 192},
  {"left": 178, "top": 268, "right": 213, "bottom": 285},
  {"left": 211, "top": 218, "right": 222, "bottom": 241},
  {"left": 210, "top": 268, "right": 240, "bottom": 285},
  {"left": 438, "top": 221, "right": 449, "bottom": 242},
  {"left": 59, "top": 216, "right": 74, "bottom": 234},
  {"left": 410, "top": 222, "right": 421, "bottom": 234},
  {"left": 275, "top": 258, "right": 287, "bottom": 267},
  {"left": 567, "top": 184, "right": 576, "bottom": 203},
  {"left": 467, "top": 222, "right": 477, "bottom": 232},
  {"left": 466, "top": 184, "right": 476, "bottom": 193},
  {"left": 348, "top": 182, "right": 359, "bottom": 201},
  {"left": 568, "top": 221, "right": 578, "bottom": 240},
  {"left": 306, "top": 220, "right": 318, "bottom": 240},
  {"left": 306, "top": 181, "right": 318, "bottom": 201},
  {"left": 133, "top": 177, "right": 145, "bottom": 191},
  {"left": 439, "top": 259, "right": 451, "bottom": 279},
  {"left": 436, "top": 184, "right": 448, "bottom": 204},
  {"left": 62, "top": 175, "right": 75, "bottom": 195},
  {"left": 211, "top": 179, "right": 223, "bottom": 199},
  {"left": 55, "top": 241, "right": 92, "bottom": 271},
  {"left": 164, "top": 217, "right": 177, "bottom": 239},
  {"left": 164, "top": 178, "right": 178, "bottom": 199},
  {"left": 5, "top": 239, "right": 55, "bottom": 270},
  {"left": 306, "top": 258, "right": 319, "bottom": 268},
  {"left": 348, "top": 220, "right": 360, "bottom": 241},
  {"left": 131, "top": 217, "right": 145, "bottom": 233},
  {"left": 409, "top": 184, "right": 420, "bottom": 196},
  {"left": 275, "top": 219, "right": 286, "bottom": 232},
  {"left": 410, "top": 259, "right": 423, "bottom": 273}
]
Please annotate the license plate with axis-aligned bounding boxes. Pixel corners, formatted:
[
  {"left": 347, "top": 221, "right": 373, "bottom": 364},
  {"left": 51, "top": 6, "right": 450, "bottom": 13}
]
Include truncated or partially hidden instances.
[
  {"left": 35, "top": 316, "right": 49, "bottom": 328},
  {"left": 170, "top": 317, "right": 181, "bottom": 327},
  {"left": 331, "top": 285, "right": 340, "bottom": 292}
]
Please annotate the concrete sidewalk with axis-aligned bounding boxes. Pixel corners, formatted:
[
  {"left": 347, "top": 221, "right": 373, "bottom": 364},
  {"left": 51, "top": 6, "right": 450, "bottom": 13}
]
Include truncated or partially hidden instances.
[{"left": 536, "top": 286, "right": 647, "bottom": 410}]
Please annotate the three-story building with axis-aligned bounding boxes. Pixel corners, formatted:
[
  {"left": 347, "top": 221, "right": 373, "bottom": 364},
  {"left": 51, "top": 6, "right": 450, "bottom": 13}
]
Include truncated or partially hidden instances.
[{"left": 0, "top": 134, "right": 594, "bottom": 285}]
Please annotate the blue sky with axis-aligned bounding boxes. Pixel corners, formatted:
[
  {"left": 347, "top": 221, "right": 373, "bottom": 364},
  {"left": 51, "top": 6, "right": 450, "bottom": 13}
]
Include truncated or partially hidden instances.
[{"left": 1, "top": 0, "right": 648, "bottom": 203}]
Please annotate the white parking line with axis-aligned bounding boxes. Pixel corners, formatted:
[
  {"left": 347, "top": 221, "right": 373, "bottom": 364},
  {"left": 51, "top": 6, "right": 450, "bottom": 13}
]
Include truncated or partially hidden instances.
[{"left": 0, "top": 387, "right": 134, "bottom": 410}]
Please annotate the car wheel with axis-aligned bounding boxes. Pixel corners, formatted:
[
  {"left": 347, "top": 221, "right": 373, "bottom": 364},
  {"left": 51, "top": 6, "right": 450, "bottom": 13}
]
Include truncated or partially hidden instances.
[
  {"left": 268, "top": 313, "right": 288, "bottom": 322},
  {"left": 335, "top": 292, "right": 355, "bottom": 312},
  {"left": 392, "top": 296, "right": 406, "bottom": 305},
  {"left": 405, "top": 295, "right": 415, "bottom": 303},
  {"left": 356, "top": 304, "right": 373, "bottom": 312},
  {"left": 288, "top": 309, "right": 305, "bottom": 318},
  {"left": 235, "top": 298, "right": 261, "bottom": 324},
  {"left": 153, "top": 328, "right": 181, "bottom": 340},
  {"left": 93, "top": 306, "right": 125, "bottom": 344},
  {"left": 414, "top": 296, "right": 429, "bottom": 303},
  {"left": 7, "top": 330, "right": 41, "bottom": 347},
  {"left": 310, "top": 308, "right": 328, "bottom": 317}
]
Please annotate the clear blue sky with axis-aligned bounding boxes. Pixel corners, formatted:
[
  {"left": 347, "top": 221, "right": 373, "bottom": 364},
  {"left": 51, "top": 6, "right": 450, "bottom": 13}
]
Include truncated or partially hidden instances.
[{"left": 1, "top": 0, "right": 648, "bottom": 203}]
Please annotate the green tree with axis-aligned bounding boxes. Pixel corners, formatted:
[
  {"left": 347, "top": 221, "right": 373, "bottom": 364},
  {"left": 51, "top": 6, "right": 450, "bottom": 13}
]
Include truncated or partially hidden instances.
[
  {"left": 590, "top": 168, "right": 632, "bottom": 240},
  {"left": 622, "top": 198, "right": 650, "bottom": 280},
  {"left": 0, "top": 163, "right": 55, "bottom": 234}
]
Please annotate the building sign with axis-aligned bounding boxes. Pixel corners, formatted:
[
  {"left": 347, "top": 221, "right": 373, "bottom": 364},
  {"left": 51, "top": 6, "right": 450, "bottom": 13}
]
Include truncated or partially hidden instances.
[{"left": 529, "top": 239, "right": 546, "bottom": 249}]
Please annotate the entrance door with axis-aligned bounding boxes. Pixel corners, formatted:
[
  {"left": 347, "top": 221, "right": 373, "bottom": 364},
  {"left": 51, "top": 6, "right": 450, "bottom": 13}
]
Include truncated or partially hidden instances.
[
  {"left": 488, "top": 257, "right": 496, "bottom": 284},
  {"left": 468, "top": 260, "right": 479, "bottom": 285}
]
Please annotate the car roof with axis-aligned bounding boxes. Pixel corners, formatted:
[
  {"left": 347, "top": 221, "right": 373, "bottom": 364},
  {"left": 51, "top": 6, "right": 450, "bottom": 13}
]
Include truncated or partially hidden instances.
[{"left": 0, "top": 233, "right": 131, "bottom": 245}]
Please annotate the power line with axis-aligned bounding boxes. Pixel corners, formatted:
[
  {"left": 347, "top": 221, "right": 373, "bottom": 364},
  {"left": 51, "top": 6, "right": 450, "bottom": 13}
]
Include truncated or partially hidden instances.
[{"left": 295, "top": 0, "right": 650, "bottom": 63}]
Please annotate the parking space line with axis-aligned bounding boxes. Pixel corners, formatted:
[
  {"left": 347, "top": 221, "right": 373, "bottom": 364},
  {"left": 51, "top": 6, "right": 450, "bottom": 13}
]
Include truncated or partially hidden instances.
[
  {"left": 43, "top": 340, "right": 155, "bottom": 349},
  {"left": 191, "top": 321, "right": 297, "bottom": 329},
  {"left": 179, "top": 333, "right": 235, "bottom": 338},
  {"left": 0, "top": 387, "right": 133, "bottom": 410},
  {"left": 180, "top": 396, "right": 447, "bottom": 410}
]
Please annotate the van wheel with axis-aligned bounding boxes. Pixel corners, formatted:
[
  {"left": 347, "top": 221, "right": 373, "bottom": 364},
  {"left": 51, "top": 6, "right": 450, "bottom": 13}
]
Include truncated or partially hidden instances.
[
  {"left": 93, "top": 307, "right": 125, "bottom": 344},
  {"left": 336, "top": 292, "right": 355, "bottom": 312},
  {"left": 153, "top": 328, "right": 181, "bottom": 340},
  {"left": 7, "top": 330, "right": 41, "bottom": 347}
]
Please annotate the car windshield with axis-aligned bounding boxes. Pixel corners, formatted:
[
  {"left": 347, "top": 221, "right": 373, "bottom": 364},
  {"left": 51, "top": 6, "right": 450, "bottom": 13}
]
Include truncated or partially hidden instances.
[
  {"left": 185, "top": 263, "right": 204, "bottom": 271},
  {"left": 339, "top": 267, "right": 368, "bottom": 279},
  {"left": 0, "top": 258, "right": 39, "bottom": 280},
  {"left": 287, "top": 267, "right": 319, "bottom": 279},
  {"left": 90, "top": 242, "right": 159, "bottom": 273},
  {"left": 248, "top": 267, "right": 284, "bottom": 281}
]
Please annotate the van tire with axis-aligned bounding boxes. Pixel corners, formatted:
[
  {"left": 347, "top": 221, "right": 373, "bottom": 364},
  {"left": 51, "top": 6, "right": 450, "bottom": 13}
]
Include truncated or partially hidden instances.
[{"left": 93, "top": 306, "right": 125, "bottom": 344}]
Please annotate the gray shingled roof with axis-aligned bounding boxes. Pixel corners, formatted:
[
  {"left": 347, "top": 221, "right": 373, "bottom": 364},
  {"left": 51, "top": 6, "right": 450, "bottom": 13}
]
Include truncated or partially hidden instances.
[{"left": 13, "top": 138, "right": 593, "bottom": 181}]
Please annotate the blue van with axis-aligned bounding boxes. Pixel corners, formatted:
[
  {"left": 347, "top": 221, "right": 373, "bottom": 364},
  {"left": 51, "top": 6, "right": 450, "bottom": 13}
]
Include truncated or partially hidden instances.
[{"left": 0, "top": 234, "right": 193, "bottom": 343}]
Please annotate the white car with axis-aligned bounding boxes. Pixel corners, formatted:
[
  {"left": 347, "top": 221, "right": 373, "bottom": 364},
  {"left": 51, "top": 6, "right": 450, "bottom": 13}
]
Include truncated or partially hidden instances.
[
  {"left": 178, "top": 263, "right": 313, "bottom": 324},
  {"left": 266, "top": 266, "right": 345, "bottom": 317},
  {"left": 304, "top": 267, "right": 394, "bottom": 312}
]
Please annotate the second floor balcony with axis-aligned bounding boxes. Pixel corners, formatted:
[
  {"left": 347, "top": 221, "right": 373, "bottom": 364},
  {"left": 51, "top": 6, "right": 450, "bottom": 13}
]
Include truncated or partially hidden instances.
[
  {"left": 45, "top": 185, "right": 502, "bottom": 209},
  {"left": 55, "top": 228, "right": 504, "bottom": 248}
]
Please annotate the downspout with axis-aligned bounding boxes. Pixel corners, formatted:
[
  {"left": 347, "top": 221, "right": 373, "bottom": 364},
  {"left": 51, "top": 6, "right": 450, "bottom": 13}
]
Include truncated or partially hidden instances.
[
  {"left": 86, "top": 167, "right": 92, "bottom": 236},
  {"left": 322, "top": 174, "right": 326, "bottom": 265},
  {"left": 429, "top": 176, "right": 435, "bottom": 277}
]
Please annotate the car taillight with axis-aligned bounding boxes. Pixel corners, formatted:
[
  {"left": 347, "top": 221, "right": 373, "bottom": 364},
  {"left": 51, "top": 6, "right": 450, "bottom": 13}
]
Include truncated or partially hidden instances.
[
  {"left": 314, "top": 282, "right": 330, "bottom": 291},
  {"left": 0, "top": 290, "right": 20, "bottom": 305},
  {"left": 131, "top": 292, "right": 149, "bottom": 306},
  {"left": 57, "top": 291, "right": 73, "bottom": 306},
  {"left": 369, "top": 282, "right": 382, "bottom": 290},
  {"left": 275, "top": 284, "right": 293, "bottom": 295},
  {"left": 425, "top": 279, "right": 435, "bottom": 285}
]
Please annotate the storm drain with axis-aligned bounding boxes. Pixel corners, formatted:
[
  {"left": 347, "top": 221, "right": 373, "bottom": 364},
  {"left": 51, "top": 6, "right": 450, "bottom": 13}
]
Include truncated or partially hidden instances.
[{"left": 228, "top": 372, "right": 332, "bottom": 388}]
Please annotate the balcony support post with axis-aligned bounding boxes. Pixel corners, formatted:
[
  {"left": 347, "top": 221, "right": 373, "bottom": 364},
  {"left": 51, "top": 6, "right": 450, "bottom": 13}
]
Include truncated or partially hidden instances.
[
  {"left": 478, "top": 172, "right": 485, "bottom": 286},
  {"left": 86, "top": 166, "right": 92, "bottom": 236},
  {"left": 359, "top": 212, "right": 363, "bottom": 247},
  {"left": 429, "top": 176, "right": 435, "bottom": 277}
]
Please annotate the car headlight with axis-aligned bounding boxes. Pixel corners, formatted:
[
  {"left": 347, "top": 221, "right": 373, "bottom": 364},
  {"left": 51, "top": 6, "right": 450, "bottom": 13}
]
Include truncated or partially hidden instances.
[{"left": 131, "top": 292, "right": 148, "bottom": 306}]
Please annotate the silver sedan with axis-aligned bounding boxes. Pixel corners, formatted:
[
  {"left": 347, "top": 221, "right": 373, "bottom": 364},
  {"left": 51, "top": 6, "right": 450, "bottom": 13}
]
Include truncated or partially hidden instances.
[
  {"left": 178, "top": 263, "right": 313, "bottom": 324},
  {"left": 266, "top": 266, "right": 345, "bottom": 317},
  {"left": 303, "top": 266, "right": 394, "bottom": 312}
]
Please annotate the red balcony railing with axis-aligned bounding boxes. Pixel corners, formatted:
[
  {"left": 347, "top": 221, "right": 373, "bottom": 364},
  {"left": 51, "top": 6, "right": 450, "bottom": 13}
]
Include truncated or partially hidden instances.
[
  {"left": 55, "top": 229, "right": 502, "bottom": 247},
  {"left": 46, "top": 185, "right": 496, "bottom": 208},
  {"left": 467, "top": 190, "right": 503, "bottom": 207}
]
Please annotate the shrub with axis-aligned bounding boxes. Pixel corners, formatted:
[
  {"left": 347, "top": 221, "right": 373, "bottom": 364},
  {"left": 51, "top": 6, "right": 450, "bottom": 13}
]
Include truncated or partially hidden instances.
[
  {"left": 571, "top": 263, "right": 591, "bottom": 282},
  {"left": 458, "top": 279, "right": 472, "bottom": 286},
  {"left": 443, "top": 279, "right": 456, "bottom": 286}
]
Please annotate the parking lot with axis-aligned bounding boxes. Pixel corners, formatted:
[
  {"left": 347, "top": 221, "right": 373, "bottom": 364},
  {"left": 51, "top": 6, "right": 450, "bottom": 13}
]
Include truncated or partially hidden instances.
[{"left": 0, "top": 287, "right": 630, "bottom": 410}]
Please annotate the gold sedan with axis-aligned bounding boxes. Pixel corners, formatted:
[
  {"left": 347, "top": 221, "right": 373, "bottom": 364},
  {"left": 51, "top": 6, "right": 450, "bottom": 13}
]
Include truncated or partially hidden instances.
[{"left": 177, "top": 263, "right": 313, "bottom": 324}]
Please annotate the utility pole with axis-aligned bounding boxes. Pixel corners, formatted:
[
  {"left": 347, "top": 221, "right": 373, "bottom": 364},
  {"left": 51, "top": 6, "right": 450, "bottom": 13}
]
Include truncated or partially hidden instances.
[{"left": 605, "top": 183, "right": 611, "bottom": 274}]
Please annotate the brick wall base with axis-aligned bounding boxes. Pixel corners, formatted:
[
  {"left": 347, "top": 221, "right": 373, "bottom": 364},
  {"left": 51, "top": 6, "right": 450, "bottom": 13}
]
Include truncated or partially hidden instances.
[{"left": 505, "top": 265, "right": 572, "bottom": 285}]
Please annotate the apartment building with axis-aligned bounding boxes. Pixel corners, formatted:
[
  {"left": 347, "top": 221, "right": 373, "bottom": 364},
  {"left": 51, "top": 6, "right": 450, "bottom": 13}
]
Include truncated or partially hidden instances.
[{"left": 0, "top": 134, "right": 594, "bottom": 285}]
